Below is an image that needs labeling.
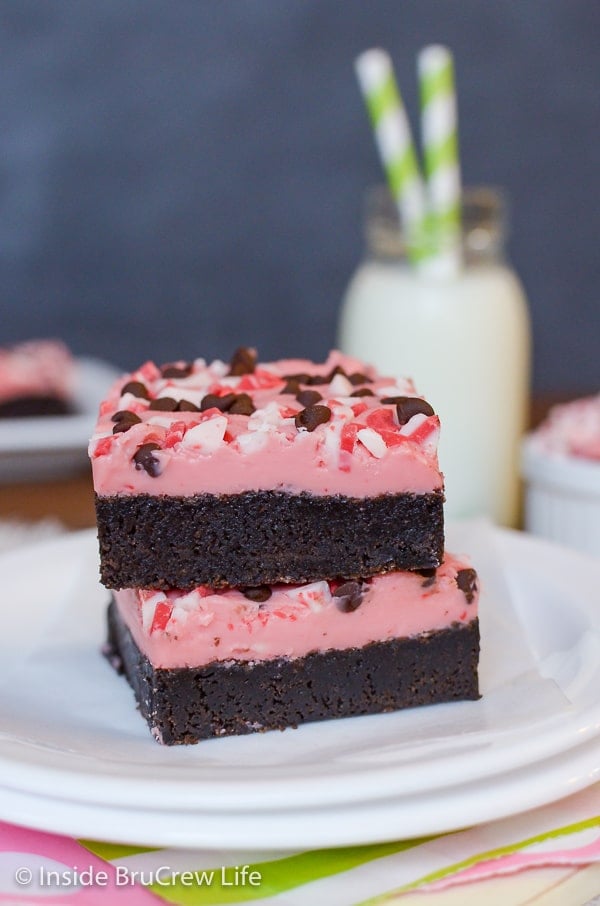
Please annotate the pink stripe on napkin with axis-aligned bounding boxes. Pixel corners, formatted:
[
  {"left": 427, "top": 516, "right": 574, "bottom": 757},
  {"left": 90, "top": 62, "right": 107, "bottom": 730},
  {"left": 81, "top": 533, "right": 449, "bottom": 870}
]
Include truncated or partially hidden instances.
[
  {"left": 0, "top": 821, "right": 160, "bottom": 904},
  {"left": 423, "top": 825, "right": 600, "bottom": 892}
]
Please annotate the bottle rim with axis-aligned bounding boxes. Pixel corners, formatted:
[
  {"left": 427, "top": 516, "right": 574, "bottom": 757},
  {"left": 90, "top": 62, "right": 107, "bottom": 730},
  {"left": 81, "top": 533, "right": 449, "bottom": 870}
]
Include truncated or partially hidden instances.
[{"left": 365, "top": 185, "right": 509, "bottom": 264}]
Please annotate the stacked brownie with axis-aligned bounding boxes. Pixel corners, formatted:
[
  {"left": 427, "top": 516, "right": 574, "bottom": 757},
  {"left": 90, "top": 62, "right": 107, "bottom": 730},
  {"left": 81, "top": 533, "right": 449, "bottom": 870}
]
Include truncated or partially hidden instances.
[{"left": 90, "top": 348, "right": 479, "bottom": 745}]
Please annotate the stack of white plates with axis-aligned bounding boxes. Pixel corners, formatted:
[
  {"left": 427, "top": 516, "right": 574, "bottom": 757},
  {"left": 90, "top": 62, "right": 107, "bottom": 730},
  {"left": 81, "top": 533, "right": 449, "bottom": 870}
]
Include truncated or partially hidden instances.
[{"left": 0, "top": 525, "right": 598, "bottom": 849}]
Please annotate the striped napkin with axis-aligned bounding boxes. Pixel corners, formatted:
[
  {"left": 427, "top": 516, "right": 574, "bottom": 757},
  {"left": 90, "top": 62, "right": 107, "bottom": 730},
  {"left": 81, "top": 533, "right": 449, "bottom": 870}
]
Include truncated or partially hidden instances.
[{"left": 1, "top": 785, "right": 598, "bottom": 905}]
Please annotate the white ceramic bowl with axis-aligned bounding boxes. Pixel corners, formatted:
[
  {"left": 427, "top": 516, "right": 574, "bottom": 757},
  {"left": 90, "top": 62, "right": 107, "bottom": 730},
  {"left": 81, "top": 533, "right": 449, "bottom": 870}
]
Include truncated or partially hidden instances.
[{"left": 522, "top": 435, "right": 600, "bottom": 557}]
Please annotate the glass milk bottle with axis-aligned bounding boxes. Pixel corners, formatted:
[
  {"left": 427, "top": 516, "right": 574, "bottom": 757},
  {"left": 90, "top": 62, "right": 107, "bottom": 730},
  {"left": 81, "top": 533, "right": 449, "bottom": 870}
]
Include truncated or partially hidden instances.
[{"left": 338, "top": 187, "right": 531, "bottom": 526}]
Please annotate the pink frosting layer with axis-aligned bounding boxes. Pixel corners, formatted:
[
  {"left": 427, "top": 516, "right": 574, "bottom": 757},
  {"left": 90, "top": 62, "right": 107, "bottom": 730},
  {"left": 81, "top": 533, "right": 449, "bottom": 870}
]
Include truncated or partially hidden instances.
[
  {"left": 89, "top": 350, "right": 442, "bottom": 497},
  {"left": 0, "top": 340, "right": 74, "bottom": 404},
  {"left": 113, "top": 553, "right": 478, "bottom": 669},
  {"left": 533, "top": 394, "right": 600, "bottom": 461}
]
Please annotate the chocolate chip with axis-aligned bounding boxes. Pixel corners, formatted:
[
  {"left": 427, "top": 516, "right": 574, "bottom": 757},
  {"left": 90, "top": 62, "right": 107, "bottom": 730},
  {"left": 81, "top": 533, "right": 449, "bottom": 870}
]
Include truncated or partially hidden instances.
[
  {"left": 200, "top": 393, "right": 236, "bottom": 413},
  {"left": 176, "top": 399, "right": 200, "bottom": 412},
  {"left": 333, "top": 581, "right": 363, "bottom": 612},
  {"left": 112, "top": 410, "right": 142, "bottom": 433},
  {"left": 350, "top": 388, "right": 375, "bottom": 397},
  {"left": 111, "top": 409, "right": 140, "bottom": 423},
  {"left": 456, "top": 568, "right": 478, "bottom": 603},
  {"left": 160, "top": 363, "right": 192, "bottom": 379},
  {"left": 307, "top": 374, "right": 329, "bottom": 386},
  {"left": 281, "top": 378, "right": 301, "bottom": 394},
  {"left": 283, "top": 372, "right": 311, "bottom": 386},
  {"left": 229, "top": 347, "right": 257, "bottom": 376},
  {"left": 348, "top": 372, "right": 373, "bottom": 385},
  {"left": 296, "top": 389, "right": 323, "bottom": 407},
  {"left": 148, "top": 397, "right": 178, "bottom": 411},
  {"left": 295, "top": 404, "right": 332, "bottom": 432},
  {"left": 333, "top": 581, "right": 362, "bottom": 597},
  {"left": 243, "top": 586, "right": 272, "bottom": 603},
  {"left": 132, "top": 442, "right": 162, "bottom": 477},
  {"left": 381, "top": 396, "right": 435, "bottom": 425},
  {"left": 229, "top": 393, "right": 256, "bottom": 415},
  {"left": 121, "top": 380, "right": 149, "bottom": 399}
]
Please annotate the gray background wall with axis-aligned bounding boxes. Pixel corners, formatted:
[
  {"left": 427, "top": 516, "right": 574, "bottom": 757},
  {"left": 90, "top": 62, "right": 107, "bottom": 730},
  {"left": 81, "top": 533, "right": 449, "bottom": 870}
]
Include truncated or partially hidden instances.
[{"left": 1, "top": 0, "right": 598, "bottom": 392}]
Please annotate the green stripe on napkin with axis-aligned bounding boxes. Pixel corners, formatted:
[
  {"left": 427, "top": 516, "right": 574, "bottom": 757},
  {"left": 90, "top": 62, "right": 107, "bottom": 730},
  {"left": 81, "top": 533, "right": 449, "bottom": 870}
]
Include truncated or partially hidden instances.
[
  {"left": 79, "top": 839, "right": 159, "bottom": 860},
  {"left": 149, "top": 837, "right": 433, "bottom": 905}
]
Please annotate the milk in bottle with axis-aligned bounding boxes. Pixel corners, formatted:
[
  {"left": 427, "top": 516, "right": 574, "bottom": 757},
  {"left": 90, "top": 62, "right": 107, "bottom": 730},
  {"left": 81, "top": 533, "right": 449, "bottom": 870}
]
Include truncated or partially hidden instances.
[{"left": 338, "top": 187, "right": 531, "bottom": 526}]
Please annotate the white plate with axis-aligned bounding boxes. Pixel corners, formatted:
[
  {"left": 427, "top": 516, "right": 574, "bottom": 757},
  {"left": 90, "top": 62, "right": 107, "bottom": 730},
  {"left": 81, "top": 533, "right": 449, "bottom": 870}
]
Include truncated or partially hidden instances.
[
  {"left": 0, "top": 357, "right": 121, "bottom": 482},
  {"left": 1, "top": 734, "right": 597, "bottom": 850},
  {"left": 0, "top": 525, "right": 599, "bottom": 847}
]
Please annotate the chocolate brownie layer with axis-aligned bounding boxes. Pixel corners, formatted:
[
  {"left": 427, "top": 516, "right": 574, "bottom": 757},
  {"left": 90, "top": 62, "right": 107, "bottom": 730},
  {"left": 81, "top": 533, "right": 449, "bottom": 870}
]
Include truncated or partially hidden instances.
[
  {"left": 96, "top": 489, "right": 444, "bottom": 589},
  {"left": 105, "top": 598, "right": 479, "bottom": 745},
  {"left": 0, "top": 396, "right": 73, "bottom": 418}
]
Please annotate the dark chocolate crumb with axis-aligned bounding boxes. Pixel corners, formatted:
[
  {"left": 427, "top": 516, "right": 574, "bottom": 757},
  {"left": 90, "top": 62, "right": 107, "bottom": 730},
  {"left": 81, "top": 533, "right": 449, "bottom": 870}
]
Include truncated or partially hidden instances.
[
  {"left": 456, "top": 568, "right": 478, "bottom": 604},
  {"left": 132, "top": 443, "right": 162, "bottom": 477},
  {"left": 333, "top": 581, "right": 363, "bottom": 612},
  {"left": 112, "top": 411, "right": 142, "bottom": 433},
  {"left": 200, "top": 393, "right": 236, "bottom": 413},
  {"left": 307, "top": 374, "right": 329, "bottom": 386},
  {"left": 161, "top": 363, "right": 192, "bottom": 379},
  {"left": 229, "top": 393, "right": 256, "bottom": 416},
  {"left": 121, "top": 380, "right": 149, "bottom": 399},
  {"left": 416, "top": 567, "right": 437, "bottom": 578},
  {"left": 417, "top": 567, "right": 437, "bottom": 587},
  {"left": 243, "top": 586, "right": 272, "bottom": 603},
  {"left": 229, "top": 347, "right": 257, "bottom": 376},
  {"left": 348, "top": 372, "right": 373, "bottom": 385},
  {"left": 381, "top": 396, "right": 435, "bottom": 425},
  {"left": 296, "top": 389, "right": 323, "bottom": 407},
  {"left": 176, "top": 399, "right": 200, "bottom": 412},
  {"left": 213, "top": 637, "right": 221, "bottom": 647},
  {"left": 351, "top": 388, "right": 375, "bottom": 397},
  {"left": 295, "top": 404, "right": 332, "bottom": 432},
  {"left": 148, "top": 397, "right": 178, "bottom": 411}
]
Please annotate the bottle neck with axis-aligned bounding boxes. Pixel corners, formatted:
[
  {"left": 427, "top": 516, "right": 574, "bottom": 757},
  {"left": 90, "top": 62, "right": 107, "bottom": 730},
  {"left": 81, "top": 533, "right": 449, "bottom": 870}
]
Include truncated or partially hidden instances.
[{"left": 365, "top": 186, "right": 508, "bottom": 267}]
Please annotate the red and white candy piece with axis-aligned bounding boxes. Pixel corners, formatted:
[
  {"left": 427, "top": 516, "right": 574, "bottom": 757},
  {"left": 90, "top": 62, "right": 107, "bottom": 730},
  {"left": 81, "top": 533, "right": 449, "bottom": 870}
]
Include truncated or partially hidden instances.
[{"left": 181, "top": 415, "right": 228, "bottom": 453}]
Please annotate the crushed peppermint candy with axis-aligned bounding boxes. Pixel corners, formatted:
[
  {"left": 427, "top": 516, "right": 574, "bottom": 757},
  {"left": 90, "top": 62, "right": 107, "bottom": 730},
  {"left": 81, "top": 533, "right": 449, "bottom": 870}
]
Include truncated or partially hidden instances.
[
  {"left": 137, "top": 576, "right": 374, "bottom": 637},
  {"left": 89, "top": 350, "right": 441, "bottom": 478},
  {"left": 533, "top": 394, "right": 600, "bottom": 461}
]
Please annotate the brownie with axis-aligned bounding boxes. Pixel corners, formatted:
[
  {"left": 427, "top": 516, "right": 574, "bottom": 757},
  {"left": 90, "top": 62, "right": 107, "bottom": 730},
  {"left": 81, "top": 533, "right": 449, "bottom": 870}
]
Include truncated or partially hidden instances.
[
  {"left": 0, "top": 396, "right": 73, "bottom": 418},
  {"left": 105, "top": 598, "right": 480, "bottom": 746},
  {"left": 92, "top": 350, "right": 479, "bottom": 746},
  {"left": 96, "top": 489, "right": 445, "bottom": 590}
]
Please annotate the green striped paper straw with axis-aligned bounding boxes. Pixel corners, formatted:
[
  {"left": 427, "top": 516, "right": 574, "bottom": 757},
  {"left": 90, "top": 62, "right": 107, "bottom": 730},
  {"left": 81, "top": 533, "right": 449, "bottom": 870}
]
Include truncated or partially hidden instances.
[
  {"left": 418, "top": 44, "right": 463, "bottom": 275},
  {"left": 355, "top": 48, "right": 428, "bottom": 266}
]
